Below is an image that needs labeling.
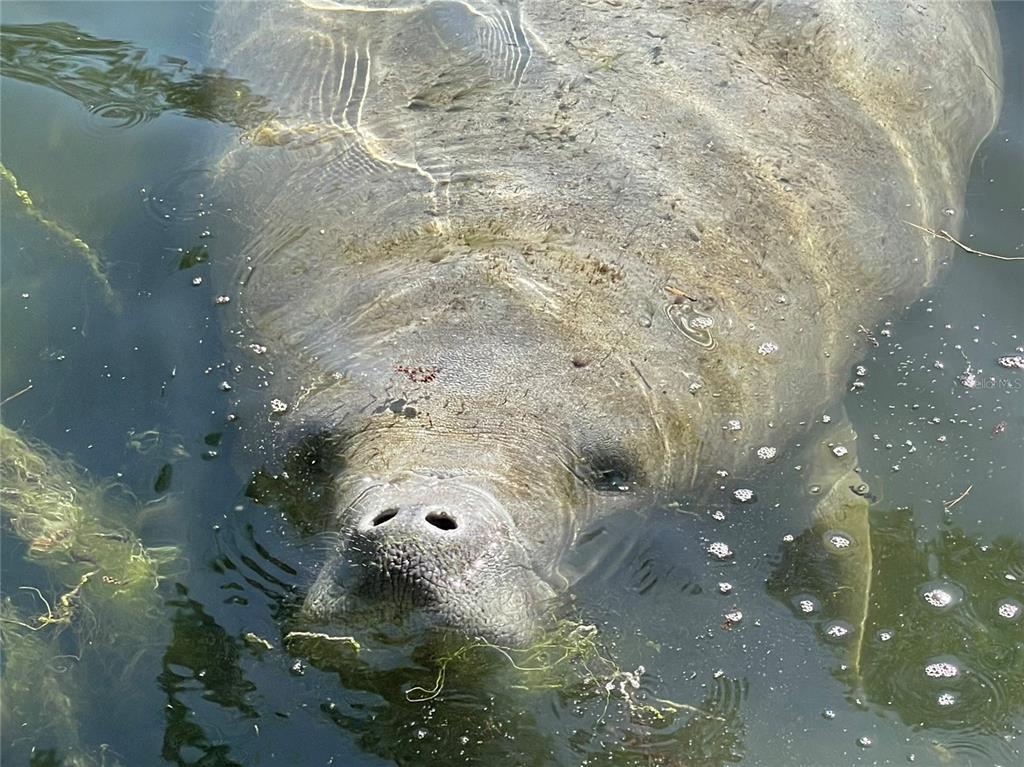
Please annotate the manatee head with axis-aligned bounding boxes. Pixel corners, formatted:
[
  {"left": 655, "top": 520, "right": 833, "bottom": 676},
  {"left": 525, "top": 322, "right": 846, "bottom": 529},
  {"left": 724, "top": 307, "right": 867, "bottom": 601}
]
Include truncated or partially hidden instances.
[{"left": 302, "top": 469, "right": 571, "bottom": 645}]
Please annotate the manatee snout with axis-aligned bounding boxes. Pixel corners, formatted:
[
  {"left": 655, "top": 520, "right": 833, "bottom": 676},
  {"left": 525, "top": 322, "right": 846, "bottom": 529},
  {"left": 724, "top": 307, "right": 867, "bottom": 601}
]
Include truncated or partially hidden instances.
[{"left": 303, "top": 479, "right": 557, "bottom": 645}]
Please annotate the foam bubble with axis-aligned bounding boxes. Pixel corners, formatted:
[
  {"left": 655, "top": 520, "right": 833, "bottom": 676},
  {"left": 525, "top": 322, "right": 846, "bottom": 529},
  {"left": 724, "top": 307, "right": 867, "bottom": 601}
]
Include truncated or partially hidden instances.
[
  {"left": 708, "top": 542, "right": 734, "bottom": 560},
  {"left": 924, "top": 661, "right": 959, "bottom": 679},
  {"left": 996, "top": 599, "right": 1021, "bottom": 621}
]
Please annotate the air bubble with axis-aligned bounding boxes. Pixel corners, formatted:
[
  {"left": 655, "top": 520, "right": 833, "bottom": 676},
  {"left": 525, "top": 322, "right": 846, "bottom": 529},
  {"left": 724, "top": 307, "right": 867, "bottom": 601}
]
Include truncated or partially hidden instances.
[
  {"left": 920, "top": 582, "right": 962, "bottom": 610},
  {"left": 823, "top": 621, "right": 853, "bottom": 640},
  {"left": 732, "top": 488, "right": 755, "bottom": 503},
  {"left": 936, "top": 692, "right": 958, "bottom": 707},
  {"left": 832, "top": 445, "right": 848, "bottom": 457},
  {"left": 270, "top": 399, "right": 289, "bottom": 414},
  {"left": 958, "top": 367, "right": 978, "bottom": 388},
  {"left": 708, "top": 542, "right": 734, "bottom": 560},
  {"left": 757, "top": 341, "right": 779, "bottom": 356},
  {"left": 756, "top": 446, "right": 777, "bottom": 460},
  {"left": 667, "top": 302, "right": 716, "bottom": 348},
  {"left": 793, "top": 595, "right": 819, "bottom": 615},
  {"left": 691, "top": 315, "right": 713, "bottom": 330},
  {"left": 824, "top": 531, "right": 853, "bottom": 551},
  {"left": 718, "top": 582, "right": 733, "bottom": 595},
  {"left": 996, "top": 599, "right": 1021, "bottom": 621},
  {"left": 924, "top": 660, "right": 959, "bottom": 679}
]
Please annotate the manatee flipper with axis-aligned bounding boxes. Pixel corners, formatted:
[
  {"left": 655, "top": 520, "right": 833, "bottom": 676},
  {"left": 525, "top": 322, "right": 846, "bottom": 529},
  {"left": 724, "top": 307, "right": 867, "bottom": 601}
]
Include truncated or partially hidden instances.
[
  {"left": 767, "top": 409, "right": 872, "bottom": 680},
  {"left": 805, "top": 418, "right": 872, "bottom": 680}
]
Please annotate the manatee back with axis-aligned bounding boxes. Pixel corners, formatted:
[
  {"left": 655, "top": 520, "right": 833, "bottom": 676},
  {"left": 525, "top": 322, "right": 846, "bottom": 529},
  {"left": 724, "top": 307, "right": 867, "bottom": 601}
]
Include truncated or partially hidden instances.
[{"left": 210, "top": 1, "right": 1002, "bottom": 480}]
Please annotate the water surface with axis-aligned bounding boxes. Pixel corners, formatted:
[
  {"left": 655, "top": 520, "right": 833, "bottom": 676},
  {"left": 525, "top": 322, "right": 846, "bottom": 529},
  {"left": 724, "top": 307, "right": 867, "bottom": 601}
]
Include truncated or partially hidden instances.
[{"left": 2, "top": 3, "right": 1022, "bottom": 766}]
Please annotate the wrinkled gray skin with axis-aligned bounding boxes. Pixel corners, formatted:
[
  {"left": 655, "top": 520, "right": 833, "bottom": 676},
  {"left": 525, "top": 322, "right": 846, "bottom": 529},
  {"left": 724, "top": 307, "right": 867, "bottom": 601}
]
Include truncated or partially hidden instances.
[{"left": 212, "top": 1, "right": 1001, "bottom": 644}]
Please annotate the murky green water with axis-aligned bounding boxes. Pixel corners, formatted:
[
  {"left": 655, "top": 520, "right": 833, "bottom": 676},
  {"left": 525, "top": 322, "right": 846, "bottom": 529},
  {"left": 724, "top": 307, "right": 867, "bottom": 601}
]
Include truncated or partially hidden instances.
[{"left": 2, "top": 3, "right": 1021, "bottom": 766}]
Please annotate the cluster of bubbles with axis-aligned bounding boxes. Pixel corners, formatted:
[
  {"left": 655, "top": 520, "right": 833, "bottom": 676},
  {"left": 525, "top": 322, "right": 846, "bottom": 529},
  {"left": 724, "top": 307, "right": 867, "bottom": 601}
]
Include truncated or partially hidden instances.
[
  {"left": 920, "top": 583, "right": 961, "bottom": 610},
  {"left": 996, "top": 599, "right": 1021, "bottom": 620},
  {"left": 823, "top": 621, "right": 852, "bottom": 640},
  {"left": 824, "top": 532, "right": 852, "bottom": 551},
  {"left": 707, "top": 542, "right": 734, "bottom": 561},
  {"left": 797, "top": 598, "right": 817, "bottom": 614},
  {"left": 924, "top": 661, "right": 960, "bottom": 679}
]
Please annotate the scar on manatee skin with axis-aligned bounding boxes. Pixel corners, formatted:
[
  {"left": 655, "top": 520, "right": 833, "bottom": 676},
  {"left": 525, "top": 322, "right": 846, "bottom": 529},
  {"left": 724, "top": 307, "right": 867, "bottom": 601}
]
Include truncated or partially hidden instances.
[{"left": 395, "top": 365, "right": 441, "bottom": 383}]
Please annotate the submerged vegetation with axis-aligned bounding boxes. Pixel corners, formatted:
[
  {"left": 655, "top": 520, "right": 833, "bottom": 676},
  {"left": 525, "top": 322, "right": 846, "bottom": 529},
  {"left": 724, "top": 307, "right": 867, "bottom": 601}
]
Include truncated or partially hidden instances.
[
  {"left": 0, "top": 162, "right": 118, "bottom": 309},
  {"left": 279, "top": 612, "right": 747, "bottom": 765},
  {"left": 0, "top": 425, "right": 178, "bottom": 765}
]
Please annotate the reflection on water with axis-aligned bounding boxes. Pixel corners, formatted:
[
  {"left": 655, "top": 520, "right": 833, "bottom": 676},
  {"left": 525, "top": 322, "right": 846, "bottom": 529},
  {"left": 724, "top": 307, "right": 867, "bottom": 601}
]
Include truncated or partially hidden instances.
[
  {"left": 160, "top": 584, "right": 257, "bottom": 767},
  {"left": 1, "top": 2, "right": 1022, "bottom": 766},
  {"left": 1, "top": 21, "right": 272, "bottom": 129}
]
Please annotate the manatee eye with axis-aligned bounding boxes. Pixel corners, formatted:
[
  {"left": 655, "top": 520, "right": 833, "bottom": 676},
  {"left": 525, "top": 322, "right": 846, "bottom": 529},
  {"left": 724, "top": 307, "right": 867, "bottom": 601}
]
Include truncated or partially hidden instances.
[{"left": 582, "top": 449, "right": 639, "bottom": 492}]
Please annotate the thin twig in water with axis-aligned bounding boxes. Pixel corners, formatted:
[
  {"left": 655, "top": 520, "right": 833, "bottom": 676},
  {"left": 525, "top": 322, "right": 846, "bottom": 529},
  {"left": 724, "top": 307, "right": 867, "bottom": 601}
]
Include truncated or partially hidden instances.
[
  {"left": 943, "top": 484, "right": 973, "bottom": 510},
  {"left": 653, "top": 697, "right": 727, "bottom": 722},
  {"left": 663, "top": 285, "right": 696, "bottom": 301},
  {"left": 0, "top": 383, "right": 34, "bottom": 407},
  {"left": 905, "top": 221, "right": 1023, "bottom": 262}
]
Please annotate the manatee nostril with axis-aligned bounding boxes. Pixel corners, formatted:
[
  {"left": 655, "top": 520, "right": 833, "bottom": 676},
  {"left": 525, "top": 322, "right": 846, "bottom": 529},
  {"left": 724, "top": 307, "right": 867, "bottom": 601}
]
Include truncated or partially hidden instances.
[
  {"left": 372, "top": 507, "right": 399, "bottom": 526},
  {"left": 425, "top": 511, "right": 457, "bottom": 531}
]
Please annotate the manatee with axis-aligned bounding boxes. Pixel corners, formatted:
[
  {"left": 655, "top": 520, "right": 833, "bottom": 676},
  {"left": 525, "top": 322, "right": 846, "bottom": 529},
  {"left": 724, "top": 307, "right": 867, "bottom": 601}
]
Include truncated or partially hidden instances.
[{"left": 211, "top": 1, "right": 1002, "bottom": 645}]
